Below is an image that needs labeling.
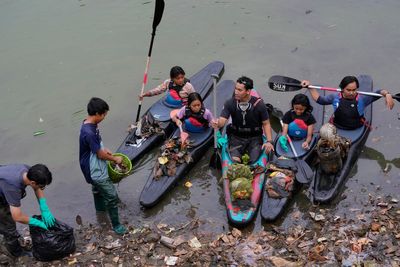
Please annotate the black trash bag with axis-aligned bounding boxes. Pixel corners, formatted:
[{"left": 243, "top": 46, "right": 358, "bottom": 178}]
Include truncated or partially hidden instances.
[
  {"left": 270, "top": 158, "right": 298, "bottom": 172},
  {"left": 29, "top": 215, "right": 75, "bottom": 261}
]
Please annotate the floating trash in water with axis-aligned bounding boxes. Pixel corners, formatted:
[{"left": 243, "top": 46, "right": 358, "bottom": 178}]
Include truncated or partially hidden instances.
[{"left": 33, "top": 130, "right": 45, "bottom": 136}]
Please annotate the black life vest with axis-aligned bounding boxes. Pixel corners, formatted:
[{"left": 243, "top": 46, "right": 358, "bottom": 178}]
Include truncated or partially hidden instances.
[
  {"left": 168, "top": 78, "right": 189, "bottom": 95},
  {"left": 183, "top": 106, "right": 209, "bottom": 127},
  {"left": 229, "top": 96, "right": 263, "bottom": 137},
  {"left": 333, "top": 94, "right": 363, "bottom": 130}
]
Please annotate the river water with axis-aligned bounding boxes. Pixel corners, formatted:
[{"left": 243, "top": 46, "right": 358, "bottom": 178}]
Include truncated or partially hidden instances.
[{"left": 1, "top": 0, "right": 399, "bottom": 233}]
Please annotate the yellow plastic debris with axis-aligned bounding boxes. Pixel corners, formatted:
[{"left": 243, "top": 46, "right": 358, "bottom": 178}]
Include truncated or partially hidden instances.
[{"left": 158, "top": 156, "right": 169, "bottom": 165}]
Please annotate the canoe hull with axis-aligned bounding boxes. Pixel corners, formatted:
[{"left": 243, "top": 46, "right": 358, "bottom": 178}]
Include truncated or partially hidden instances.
[
  {"left": 261, "top": 90, "right": 324, "bottom": 221},
  {"left": 116, "top": 61, "right": 225, "bottom": 163},
  {"left": 139, "top": 80, "right": 235, "bottom": 208},
  {"left": 311, "top": 75, "right": 373, "bottom": 204}
]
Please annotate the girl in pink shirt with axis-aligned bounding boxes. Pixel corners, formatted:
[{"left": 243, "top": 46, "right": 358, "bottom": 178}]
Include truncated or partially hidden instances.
[
  {"left": 141, "top": 66, "right": 195, "bottom": 107},
  {"left": 172, "top": 92, "right": 213, "bottom": 133}
]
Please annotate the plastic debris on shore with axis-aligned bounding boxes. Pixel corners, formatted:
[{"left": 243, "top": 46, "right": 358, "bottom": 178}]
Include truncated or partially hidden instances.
[{"left": 3, "top": 193, "right": 399, "bottom": 267}]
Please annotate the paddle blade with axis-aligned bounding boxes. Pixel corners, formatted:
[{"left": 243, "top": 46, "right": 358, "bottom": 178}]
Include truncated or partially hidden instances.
[
  {"left": 294, "top": 159, "right": 313, "bottom": 184},
  {"left": 178, "top": 124, "right": 189, "bottom": 149},
  {"left": 180, "top": 131, "right": 189, "bottom": 145},
  {"left": 393, "top": 93, "right": 400, "bottom": 102},
  {"left": 153, "top": 0, "right": 165, "bottom": 30},
  {"left": 265, "top": 103, "right": 284, "bottom": 120},
  {"left": 209, "top": 149, "right": 222, "bottom": 169},
  {"left": 268, "top": 75, "right": 303, "bottom": 92}
]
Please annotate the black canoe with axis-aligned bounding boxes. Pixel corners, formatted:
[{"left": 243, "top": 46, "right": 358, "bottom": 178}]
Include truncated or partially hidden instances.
[
  {"left": 139, "top": 80, "right": 235, "bottom": 208},
  {"left": 260, "top": 90, "right": 324, "bottom": 221},
  {"left": 116, "top": 61, "right": 224, "bottom": 164},
  {"left": 310, "top": 75, "right": 373, "bottom": 203}
]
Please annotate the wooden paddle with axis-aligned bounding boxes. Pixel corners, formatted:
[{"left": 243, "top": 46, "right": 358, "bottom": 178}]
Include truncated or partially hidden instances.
[
  {"left": 135, "top": 0, "right": 165, "bottom": 123},
  {"left": 267, "top": 104, "right": 313, "bottom": 183},
  {"left": 209, "top": 74, "right": 222, "bottom": 169},
  {"left": 268, "top": 75, "right": 400, "bottom": 101}
]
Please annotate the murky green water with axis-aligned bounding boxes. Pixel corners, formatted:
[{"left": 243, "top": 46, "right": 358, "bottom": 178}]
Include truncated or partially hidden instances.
[{"left": 1, "top": 0, "right": 399, "bottom": 232}]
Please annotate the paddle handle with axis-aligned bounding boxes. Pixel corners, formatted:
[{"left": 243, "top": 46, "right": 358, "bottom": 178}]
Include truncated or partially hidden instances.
[
  {"left": 178, "top": 124, "right": 183, "bottom": 133},
  {"left": 269, "top": 75, "right": 385, "bottom": 98},
  {"left": 287, "top": 135, "right": 299, "bottom": 158},
  {"left": 276, "top": 82, "right": 383, "bottom": 98},
  {"left": 309, "top": 85, "right": 383, "bottom": 98},
  {"left": 136, "top": 56, "right": 151, "bottom": 122},
  {"left": 135, "top": 0, "right": 165, "bottom": 123},
  {"left": 211, "top": 74, "right": 219, "bottom": 149}
]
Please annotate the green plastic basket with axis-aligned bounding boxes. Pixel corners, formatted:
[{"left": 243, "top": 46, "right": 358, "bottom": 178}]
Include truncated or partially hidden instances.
[{"left": 107, "top": 153, "right": 132, "bottom": 183}]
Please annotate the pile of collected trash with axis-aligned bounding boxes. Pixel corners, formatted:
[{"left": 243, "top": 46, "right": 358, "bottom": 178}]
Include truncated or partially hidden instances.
[
  {"left": 154, "top": 137, "right": 193, "bottom": 178},
  {"left": 265, "top": 158, "right": 296, "bottom": 198},
  {"left": 316, "top": 123, "right": 351, "bottom": 174},
  {"left": 129, "top": 114, "right": 164, "bottom": 139},
  {"left": 109, "top": 161, "right": 130, "bottom": 174},
  {"left": 227, "top": 163, "right": 253, "bottom": 200}
]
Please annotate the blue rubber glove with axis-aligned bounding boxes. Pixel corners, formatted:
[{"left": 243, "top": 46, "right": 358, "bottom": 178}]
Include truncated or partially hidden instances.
[
  {"left": 216, "top": 131, "right": 227, "bottom": 148},
  {"left": 39, "top": 198, "right": 56, "bottom": 227},
  {"left": 29, "top": 217, "right": 48, "bottom": 230},
  {"left": 279, "top": 135, "right": 289, "bottom": 152}
]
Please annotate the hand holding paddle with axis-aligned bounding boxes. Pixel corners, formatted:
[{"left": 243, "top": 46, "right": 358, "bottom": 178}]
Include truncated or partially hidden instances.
[
  {"left": 178, "top": 124, "right": 189, "bottom": 149},
  {"left": 267, "top": 104, "right": 313, "bottom": 183},
  {"left": 301, "top": 79, "right": 395, "bottom": 110},
  {"left": 210, "top": 74, "right": 222, "bottom": 169},
  {"left": 169, "top": 109, "right": 188, "bottom": 146},
  {"left": 268, "top": 75, "right": 400, "bottom": 103},
  {"left": 281, "top": 120, "right": 313, "bottom": 183}
]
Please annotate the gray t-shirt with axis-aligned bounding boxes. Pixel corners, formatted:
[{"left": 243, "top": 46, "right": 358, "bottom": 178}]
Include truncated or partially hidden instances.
[{"left": 0, "top": 164, "right": 29, "bottom": 207}]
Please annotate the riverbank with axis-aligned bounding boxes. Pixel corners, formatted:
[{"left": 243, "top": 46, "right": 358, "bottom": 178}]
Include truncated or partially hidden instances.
[{"left": 1, "top": 191, "right": 399, "bottom": 267}]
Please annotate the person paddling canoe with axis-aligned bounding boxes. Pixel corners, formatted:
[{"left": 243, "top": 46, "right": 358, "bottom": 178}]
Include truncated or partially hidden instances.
[
  {"left": 140, "top": 66, "right": 195, "bottom": 107},
  {"left": 212, "top": 76, "right": 274, "bottom": 164},
  {"left": 301, "top": 76, "right": 394, "bottom": 130}
]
